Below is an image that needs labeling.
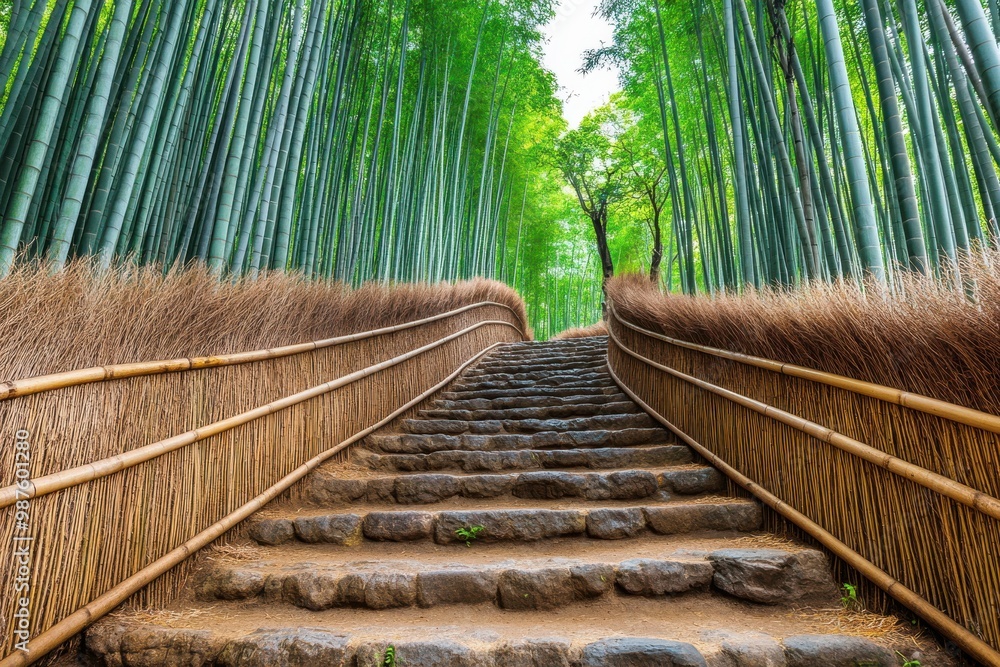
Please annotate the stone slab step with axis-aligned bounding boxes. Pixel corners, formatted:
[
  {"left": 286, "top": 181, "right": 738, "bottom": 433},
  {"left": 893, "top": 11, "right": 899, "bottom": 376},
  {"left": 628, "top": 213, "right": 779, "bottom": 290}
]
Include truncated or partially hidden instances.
[
  {"left": 306, "top": 467, "right": 723, "bottom": 505},
  {"left": 247, "top": 500, "right": 762, "bottom": 546},
  {"left": 490, "top": 346, "right": 606, "bottom": 357},
  {"left": 462, "top": 368, "right": 607, "bottom": 383},
  {"left": 449, "top": 375, "right": 612, "bottom": 392},
  {"left": 195, "top": 547, "right": 834, "bottom": 611},
  {"left": 468, "top": 360, "right": 606, "bottom": 374},
  {"left": 431, "top": 393, "right": 630, "bottom": 410},
  {"left": 439, "top": 386, "right": 622, "bottom": 400},
  {"left": 365, "top": 429, "right": 668, "bottom": 454},
  {"left": 418, "top": 401, "right": 641, "bottom": 421},
  {"left": 400, "top": 413, "right": 657, "bottom": 435},
  {"left": 355, "top": 444, "right": 691, "bottom": 473},
  {"left": 85, "top": 604, "right": 930, "bottom": 667}
]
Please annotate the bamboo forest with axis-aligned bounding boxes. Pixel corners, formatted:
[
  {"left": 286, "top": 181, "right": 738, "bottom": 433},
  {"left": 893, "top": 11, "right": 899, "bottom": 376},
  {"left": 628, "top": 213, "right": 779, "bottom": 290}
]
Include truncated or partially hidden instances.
[
  {"left": 11, "top": 0, "right": 1000, "bottom": 663},
  {"left": 6, "top": 0, "right": 1000, "bottom": 329}
]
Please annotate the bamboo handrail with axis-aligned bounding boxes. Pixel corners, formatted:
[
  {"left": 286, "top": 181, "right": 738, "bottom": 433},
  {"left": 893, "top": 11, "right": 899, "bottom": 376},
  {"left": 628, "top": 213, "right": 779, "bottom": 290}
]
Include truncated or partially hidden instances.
[
  {"left": 0, "top": 319, "right": 523, "bottom": 509},
  {"left": 0, "top": 301, "right": 521, "bottom": 401},
  {"left": 604, "top": 357, "right": 1000, "bottom": 667},
  {"left": 607, "top": 302, "right": 1000, "bottom": 434},
  {"left": 605, "top": 325, "right": 1000, "bottom": 521},
  {"left": 0, "top": 342, "right": 507, "bottom": 667}
]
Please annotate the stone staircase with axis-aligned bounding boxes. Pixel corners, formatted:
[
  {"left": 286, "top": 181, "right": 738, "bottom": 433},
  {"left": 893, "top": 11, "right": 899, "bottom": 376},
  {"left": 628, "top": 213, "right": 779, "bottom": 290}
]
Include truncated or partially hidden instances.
[{"left": 84, "top": 337, "right": 949, "bottom": 666}]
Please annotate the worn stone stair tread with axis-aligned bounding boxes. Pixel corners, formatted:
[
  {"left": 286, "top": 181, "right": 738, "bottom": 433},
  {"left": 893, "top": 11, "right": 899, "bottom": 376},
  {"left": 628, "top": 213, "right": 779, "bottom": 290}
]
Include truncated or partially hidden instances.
[
  {"left": 468, "top": 361, "right": 607, "bottom": 374},
  {"left": 439, "top": 386, "right": 624, "bottom": 400},
  {"left": 353, "top": 444, "right": 692, "bottom": 472},
  {"left": 400, "top": 414, "right": 658, "bottom": 435},
  {"left": 465, "top": 361, "right": 607, "bottom": 374},
  {"left": 86, "top": 595, "right": 945, "bottom": 667},
  {"left": 418, "top": 402, "right": 642, "bottom": 421},
  {"left": 365, "top": 429, "right": 670, "bottom": 453},
  {"left": 196, "top": 544, "right": 836, "bottom": 611},
  {"left": 260, "top": 493, "right": 752, "bottom": 515},
  {"left": 225, "top": 530, "right": 801, "bottom": 562},
  {"left": 431, "top": 393, "right": 632, "bottom": 410},
  {"left": 303, "top": 466, "right": 724, "bottom": 505},
  {"left": 246, "top": 499, "right": 763, "bottom": 546},
  {"left": 449, "top": 370, "right": 613, "bottom": 391}
]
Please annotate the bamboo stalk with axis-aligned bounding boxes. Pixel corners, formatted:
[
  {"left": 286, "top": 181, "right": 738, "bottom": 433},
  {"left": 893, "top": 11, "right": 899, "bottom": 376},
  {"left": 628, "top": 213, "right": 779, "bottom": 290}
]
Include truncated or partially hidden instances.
[
  {"left": 605, "top": 321, "right": 1000, "bottom": 520},
  {"left": 609, "top": 303, "right": 1000, "bottom": 434},
  {"left": 0, "top": 319, "right": 522, "bottom": 508},
  {"left": 0, "top": 301, "right": 518, "bottom": 401},
  {"left": 0, "top": 342, "right": 506, "bottom": 667},
  {"left": 605, "top": 356, "right": 1000, "bottom": 667}
]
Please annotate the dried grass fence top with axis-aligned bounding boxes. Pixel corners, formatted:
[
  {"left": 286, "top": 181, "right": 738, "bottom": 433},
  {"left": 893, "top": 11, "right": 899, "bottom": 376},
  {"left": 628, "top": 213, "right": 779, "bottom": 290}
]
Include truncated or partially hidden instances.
[
  {"left": 606, "top": 262, "right": 1000, "bottom": 415},
  {"left": 0, "top": 301, "right": 522, "bottom": 401},
  {"left": 0, "top": 261, "right": 530, "bottom": 380}
]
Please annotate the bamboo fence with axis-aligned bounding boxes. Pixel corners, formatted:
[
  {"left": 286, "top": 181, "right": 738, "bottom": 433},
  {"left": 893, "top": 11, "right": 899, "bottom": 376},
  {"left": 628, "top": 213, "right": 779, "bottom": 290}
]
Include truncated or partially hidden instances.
[
  {"left": 0, "top": 302, "right": 524, "bottom": 662},
  {"left": 606, "top": 301, "right": 1000, "bottom": 666}
]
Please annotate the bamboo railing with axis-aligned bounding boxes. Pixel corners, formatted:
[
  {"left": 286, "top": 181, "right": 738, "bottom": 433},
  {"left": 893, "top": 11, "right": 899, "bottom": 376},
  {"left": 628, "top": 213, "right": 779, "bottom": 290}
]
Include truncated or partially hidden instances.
[
  {"left": 0, "top": 302, "right": 524, "bottom": 663},
  {"left": 606, "top": 302, "right": 1000, "bottom": 667}
]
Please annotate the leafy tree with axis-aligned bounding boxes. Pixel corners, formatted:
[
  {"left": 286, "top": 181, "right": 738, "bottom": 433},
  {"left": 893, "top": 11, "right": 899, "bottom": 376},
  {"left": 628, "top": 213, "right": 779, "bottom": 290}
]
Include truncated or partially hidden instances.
[{"left": 555, "top": 108, "right": 623, "bottom": 291}]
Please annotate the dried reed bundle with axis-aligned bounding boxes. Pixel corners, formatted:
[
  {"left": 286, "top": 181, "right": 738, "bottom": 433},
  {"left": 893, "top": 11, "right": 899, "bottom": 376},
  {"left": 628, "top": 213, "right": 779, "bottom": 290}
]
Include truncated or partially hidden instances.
[
  {"left": 606, "top": 254, "right": 1000, "bottom": 414},
  {"left": 552, "top": 322, "right": 608, "bottom": 339},
  {"left": 0, "top": 260, "right": 529, "bottom": 380}
]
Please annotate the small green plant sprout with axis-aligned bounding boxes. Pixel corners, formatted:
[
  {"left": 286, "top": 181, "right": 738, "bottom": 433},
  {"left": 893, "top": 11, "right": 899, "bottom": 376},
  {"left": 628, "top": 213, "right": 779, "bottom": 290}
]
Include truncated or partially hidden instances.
[
  {"left": 382, "top": 644, "right": 397, "bottom": 667},
  {"left": 455, "top": 525, "right": 485, "bottom": 547},
  {"left": 897, "top": 651, "right": 921, "bottom": 667},
  {"left": 840, "top": 582, "right": 859, "bottom": 609}
]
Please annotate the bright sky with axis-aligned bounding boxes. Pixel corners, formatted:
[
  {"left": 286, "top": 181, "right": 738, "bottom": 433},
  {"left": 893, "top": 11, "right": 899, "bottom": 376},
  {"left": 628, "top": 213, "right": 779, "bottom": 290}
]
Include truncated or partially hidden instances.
[{"left": 541, "top": 0, "right": 621, "bottom": 128}]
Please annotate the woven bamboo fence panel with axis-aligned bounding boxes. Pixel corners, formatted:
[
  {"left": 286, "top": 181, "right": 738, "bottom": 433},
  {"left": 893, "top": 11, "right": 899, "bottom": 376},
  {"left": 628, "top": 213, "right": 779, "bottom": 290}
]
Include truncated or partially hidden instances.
[
  {"left": 606, "top": 304, "right": 1000, "bottom": 665},
  {"left": 0, "top": 303, "right": 523, "bottom": 658}
]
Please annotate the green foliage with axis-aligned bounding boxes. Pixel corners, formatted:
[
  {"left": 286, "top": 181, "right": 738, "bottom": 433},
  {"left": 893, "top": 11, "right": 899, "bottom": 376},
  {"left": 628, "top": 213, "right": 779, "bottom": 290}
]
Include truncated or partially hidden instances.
[
  {"left": 840, "top": 582, "right": 859, "bottom": 609},
  {"left": 382, "top": 645, "right": 397, "bottom": 667},
  {"left": 897, "top": 651, "right": 921, "bottom": 667},
  {"left": 455, "top": 524, "right": 485, "bottom": 547}
]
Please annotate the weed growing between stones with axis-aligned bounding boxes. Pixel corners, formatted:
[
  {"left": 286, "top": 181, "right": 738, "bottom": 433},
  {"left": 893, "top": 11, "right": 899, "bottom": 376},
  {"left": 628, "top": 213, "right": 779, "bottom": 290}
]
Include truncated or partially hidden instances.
[{"left": 455, "top": 525, "right": 485, "bottom": 547}]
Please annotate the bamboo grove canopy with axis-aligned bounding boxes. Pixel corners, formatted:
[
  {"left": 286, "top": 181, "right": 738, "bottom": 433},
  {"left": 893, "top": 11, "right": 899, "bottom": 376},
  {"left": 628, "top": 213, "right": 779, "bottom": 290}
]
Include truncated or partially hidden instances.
[
  {"left": 574, "top": 0, "right": 1000, "bottom": 292},
  {"left": 0, "top": 0, "right": 569, "bottom": 290},
  {"left": 6, "top": 0, "right": 1000, "bottom": 329}
]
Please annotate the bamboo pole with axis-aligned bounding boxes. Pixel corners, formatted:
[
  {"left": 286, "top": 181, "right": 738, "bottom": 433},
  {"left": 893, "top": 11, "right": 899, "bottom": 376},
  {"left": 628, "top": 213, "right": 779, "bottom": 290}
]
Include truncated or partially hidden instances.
[
  {"left": 605, "top": 323, "right": 1000, "bottom": 520},
  {"left": 0, "top": 342, "right": 506, "bottom": 667},
  {"left": 0, "top": 319, "right": 522, "bottom": 508},
  {"left": 608, "top": 303, "right": 1000, "bottom": 434},
  {"left": 605, "top": 355, "right": 1000, "bottom": 667},
  {"left": 0, "top": 301, "right": 520, "bottom": 401}
]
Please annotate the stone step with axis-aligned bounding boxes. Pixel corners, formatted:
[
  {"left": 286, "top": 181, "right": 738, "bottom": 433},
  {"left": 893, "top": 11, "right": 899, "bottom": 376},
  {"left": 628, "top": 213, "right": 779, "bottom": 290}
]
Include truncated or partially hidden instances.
[
  {"left": 439, "top": 386, "right": 622, "bottom": 400},
  {"left": 458, "top": 371, "right": 611, "bottom": 385},
  {"left": 365, "top": 428, "right": 668, "bottom": 454},
  {"left": 468, "top": 359, "right": 606, "bottom": 374},
  {"left": 418, "top": 401, "right": 641, "bottom": 421},
  {"left": 495, "top": 336, "right": 608, "bottom": 354},
  {"left": 431, "top": 393, "right": 630, "bottom": 410},
  {"left": 246, "top": 499, "right": 763, "bottom": 546},
  {"left": 304, "top": 466, "right": 723, "bottom": 505},
  {"left": 355, "top": 444, "right": 689, "bottom": 473},
  {"left": 400, "top": 413, "right": 658, "bottom": 435},
  {"left": 84, "top": 603, "right": 932, "bottom": 667},
  {"left": 448, "top": 374, "right": 612, "bottom": 392},
  {"left": 465, "top": 364, "right": 606, "bottom": 379},
  {"left": 195, "top": 546, "right": 835, "bottom": 612}
]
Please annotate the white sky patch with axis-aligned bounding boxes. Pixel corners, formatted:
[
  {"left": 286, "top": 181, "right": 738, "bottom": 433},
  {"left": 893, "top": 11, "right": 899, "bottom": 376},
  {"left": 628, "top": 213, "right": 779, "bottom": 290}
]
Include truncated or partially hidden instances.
[{"left": 541, "top": 0, "right": 620, "bottom": 128}]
